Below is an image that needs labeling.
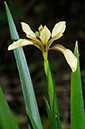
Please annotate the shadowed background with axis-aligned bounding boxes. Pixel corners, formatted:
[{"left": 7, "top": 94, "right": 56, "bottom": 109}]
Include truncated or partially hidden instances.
[{"left": 0, "top": 0, "right": 85, "bottom": 129}]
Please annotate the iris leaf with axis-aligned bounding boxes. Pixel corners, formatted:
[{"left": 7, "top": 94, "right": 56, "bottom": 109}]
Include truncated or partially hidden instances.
[
  {"left": 71, "top": 41, "right": 85, "bottom": 129},
  {"left": 5, "top": 2, "right": 42, "bottom": 129},
  {"left": 0, "top": 87, "right": 19, "bottom": 129},
  {"left": 26, "top": 107, "right": 39, "bottom": 129}
]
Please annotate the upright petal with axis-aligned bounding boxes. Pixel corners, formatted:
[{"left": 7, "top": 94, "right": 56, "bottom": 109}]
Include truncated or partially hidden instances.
[
  {"left": 21, "top": 22, "right": 36, "bottom": 38},
  {"left": 52, "top": 21, "right": 66, "bottom": 37},
  {"left": 8, "top": 39, "right": 33, "bottom": 50},
  {"left": 40, "top": 26, "right": 51, "bottom": 45},
  {"left": 50, "top": 44, "right": 77, "bottom": 72}
]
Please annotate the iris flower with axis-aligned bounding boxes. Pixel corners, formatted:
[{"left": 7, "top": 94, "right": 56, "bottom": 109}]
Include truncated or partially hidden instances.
[{"left": 8, "top": 21, "right": 77, "bottom": 72}]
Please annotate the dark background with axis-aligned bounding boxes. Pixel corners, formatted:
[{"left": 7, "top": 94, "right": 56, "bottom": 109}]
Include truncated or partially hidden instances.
[{"left": 0, "top": 0, "right": 85, "bottom": 128}]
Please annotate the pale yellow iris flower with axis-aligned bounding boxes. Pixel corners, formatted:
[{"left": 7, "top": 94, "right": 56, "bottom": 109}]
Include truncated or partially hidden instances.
[{"left": 8, "top": 21, "right": 77, "bottom": 72}]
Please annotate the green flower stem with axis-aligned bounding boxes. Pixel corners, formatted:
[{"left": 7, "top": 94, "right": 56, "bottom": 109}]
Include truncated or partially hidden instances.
[
  {"left": 5, "top": 2, "right": 42, "bottom": 129},
  {"left": 44, "top": 59, "right": 62, "bottom": 129},
  {"left": 44, "top": 59, "right": 54, "bottom": 111}
]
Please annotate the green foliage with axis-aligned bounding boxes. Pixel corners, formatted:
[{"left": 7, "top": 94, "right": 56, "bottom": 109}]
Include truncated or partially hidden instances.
[
  {"left": 26, "top": 107, "right": 39, "bottom": 129},
  {"left": 0, "top": 2, "right": 84, "bottom": 129},
  {"left": 71, "top": 42, "right": 85, "bottom": 129},
  {"left": 44, "top": 60, "right": 54, "bottom": 110},
  {"left": 5, "top": 2, "right": 42, "bottom": 129},
  {"left": 0, "top": 87, "right": 19, "bottom": 129},
  {"left": 44, "top": 60, "right": 62, "bottom": 129}
]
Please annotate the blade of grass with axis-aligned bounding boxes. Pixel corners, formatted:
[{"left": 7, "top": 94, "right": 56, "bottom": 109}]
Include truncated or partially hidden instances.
[
  {"left": 0, "top": 87, "right": 19, "bottom": 129},
  {"left": 71, "top": 41, "right": 85, "bottom": 129},
  {"left": 4, "top": 2, "right": 42, "bottom": 129}
]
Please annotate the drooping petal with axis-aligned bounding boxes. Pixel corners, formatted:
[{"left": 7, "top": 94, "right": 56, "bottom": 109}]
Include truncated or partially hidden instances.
[
  {"left": 8, "top": 39, "right": 33, "bottom": 50},
  {"left": 21, "top": 22, "right": 36, "bottom": 38},
  {"left": 64, "top": 49, "right": 77, "bottom": 72},
  {"left": 52, "top": 21, "right": 66, "bottom": 37},
  {"left": 50, "top": 44, "right": 77, "bottom": 72},
  {"left": 40, "top": 26, "right": 51, "bottom": 45}
]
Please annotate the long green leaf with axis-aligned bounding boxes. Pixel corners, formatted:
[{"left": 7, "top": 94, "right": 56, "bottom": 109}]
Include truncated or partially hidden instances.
[
  {"left": 0, "top": 87, "right": 19, "bottom": 129},
  {"left": 71, "top": 41, "right": 85, "bottom": 129},
  {"left": 26, "top": 107, "right": 39, "bottom": 129},
  {"left": 53, "top": 77, "right": 62, "bottom": 129},
  {"left": 5, "top": 2, "right": 42, "bottom": 129},
  {"left": 44, "top": 97, "right": 61, "bottom": 129},
  {"left": 44, "top": 97, "right": 53, "bottom": 129}
]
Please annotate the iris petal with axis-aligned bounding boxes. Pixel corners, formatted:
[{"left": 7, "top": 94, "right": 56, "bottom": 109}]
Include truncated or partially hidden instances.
[
  {"left": 52, "top": 21, "right": 66, "bottom": 37},
  {"left": 8, "top": 39, "right": 33, "bottom": 50},
  {"left": 40, "top": 26, "right": 51, "bottom": 45},
  {"left": 8, "top": 39, "right": 43, "bottom": 51},
  {"left": 21, "top": 22, "right": 36, "bottom": 38},
  {"left": 64, "top": 49, "right": 77, "bottom": 72},
  {"left": 50, "top": 44, "right": 77, "bottom": 72}
]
